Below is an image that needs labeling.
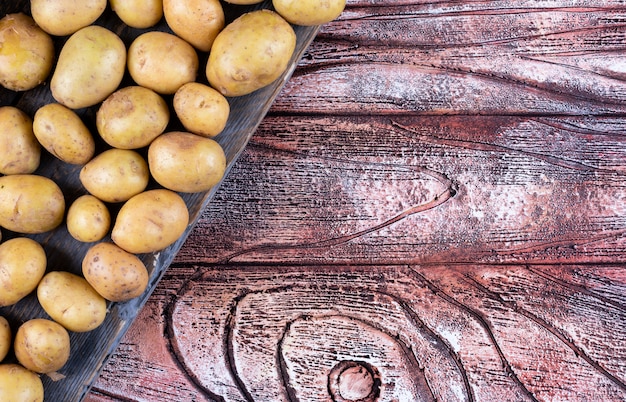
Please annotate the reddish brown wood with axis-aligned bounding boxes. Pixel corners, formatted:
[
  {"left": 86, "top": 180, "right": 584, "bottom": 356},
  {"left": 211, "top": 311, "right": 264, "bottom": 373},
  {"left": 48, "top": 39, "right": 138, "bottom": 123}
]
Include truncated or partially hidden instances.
[{"left": 85, "top": 1, "right": 626, "bottom": 401}]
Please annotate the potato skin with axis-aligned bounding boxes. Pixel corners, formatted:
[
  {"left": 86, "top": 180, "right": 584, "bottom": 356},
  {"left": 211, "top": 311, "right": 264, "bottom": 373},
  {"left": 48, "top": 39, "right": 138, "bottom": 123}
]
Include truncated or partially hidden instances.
[
  {"left": 112, "top": 189, "right": 189, "bottom": 254},
  {"left": 51, "top": 26, "right": 126, "bottom": 109},
  {"left": 0, "top": 174, "right": 65, "bottom": 234},
  {"left": 110, "top": 0, "right": 163, "bottom": 29},
  {"left": 128, "top": 31, "right": 199, "bottom": 95},
  {"left": 37, "top": 271, "right": 107, "bottom": 332},
  {"left": 33, "top": 103, "right": 95, "bottom": 165},
  {"left": 80, "top": 149, "right": 149, "bottom": 203},
  {"left": 174, "top": 82, "right": 230, "bottom": 138},
  {"left": 0, "top": 106, "right": 40, "bottom": 175},
  {"left": 14, "top": 318, "right": 70, "bottom": 374},
  {"left": 273, "top": 0, "right": 346, "bottom": 26},
  {"left": 163, "top": 0, "right": 224, "bottom": 52},
  {"left": 0, "top": 238, "right": 47, "bottom": 307},
  {"left": 0, "top": 13, "right": 54, "bottom": 91},
  {"left": 0, "top": 317, "right": 10, "bottom": 362},
  {"left": 66, "top": 195, "right": 111, "bottom": 243},
  {"left": 0, "top": 364, "right": 44, "bottom": 402},
  {"left": 148, "top": 131, "right": 226, "bottom": 193},
  {"left": 206, "top": 10, "right": 296, "bottom": 97},
  {"left": 82, "top": 242, "right": 149, "bottom": 302},
  {"left": 31, "top": 0, "right": 107, "bottom": 36},
  {"left": 97, "top": 86, "right": 170, "bottom": 149}
]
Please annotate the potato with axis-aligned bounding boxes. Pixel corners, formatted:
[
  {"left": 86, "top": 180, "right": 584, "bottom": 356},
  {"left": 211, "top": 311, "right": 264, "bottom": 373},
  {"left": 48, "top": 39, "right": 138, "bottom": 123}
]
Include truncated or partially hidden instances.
[
  {"left": 37, "top": 271, "right": 107, "bottom": 332},
  {"left": 51, "top": 25, "right": 126, "bottom": 109},
  {"left": 80, "top": 149, "right": 149, "bottom": 203},
  {"left": 128, "top": 31, "right": 199, "bottom": 95},
  {"left": 223, "top": 0, "right": 264, "bottom": 3},
  {"left": 66, "top": 195, "right": 111, "bottom": 243},
  {"left": 206, "top": 10, "right": 296, "bottom": 97},
  {"left": 148, "top": 131, "right": 226, "bottom": 193},
  {"left": 0, "top": 317, "right": 10, "bottom": 362},
  {"left": 33, "top": 103, "right": 95, "bottom": 165},
  {"left": 30, "top": 0, "right": 107, "bottom": 36},
  {"left": 110, "top": 0, "right": 163, "bottom": 29},
  {"left": 273, "top": 0, "right": 346, "bottom": 26},
  {"left": 97, "top": 86, "right": 170, "bottom": 149},
  {"left": 14, "top": 318, "right": 70, "bottom": 374},
  {"left": 0, "top": 106, "right": 40, "bottom": 175},
  {"left": 173, "top": 82, "right": 230, "bottom": 138},
  {"left": 82, "top": 242, "right": 149, "bottom": 302},
  {"left": 112, "top": 189, "right": 189, "bottom": 254},
  {"left": 163, "top": 0, "right": 224, "bottom": 52},
  {"left": 0, "top": 174, "right": 65, "bottom": 234},
  {"left": 0, "top": 364, "right": 44, "bottom": 402},
  {"left": 0, "top": 13, "right": 54, "bottom": 91},
  {"left": 0, "top": 238, "right": 47, "bottom": 307}
]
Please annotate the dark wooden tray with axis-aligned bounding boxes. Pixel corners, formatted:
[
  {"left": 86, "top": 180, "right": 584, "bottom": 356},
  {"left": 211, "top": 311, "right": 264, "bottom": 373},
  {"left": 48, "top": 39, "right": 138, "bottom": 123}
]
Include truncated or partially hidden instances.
[{"left": 0, "top": 1, "right": 319, "bottom": 400}]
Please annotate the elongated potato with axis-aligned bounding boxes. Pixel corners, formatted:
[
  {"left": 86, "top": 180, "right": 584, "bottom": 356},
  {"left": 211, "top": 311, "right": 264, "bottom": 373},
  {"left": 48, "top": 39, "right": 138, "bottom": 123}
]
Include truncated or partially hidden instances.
[
  {"left": 0, "top": 237, "right": 47, "bottom": 307},
  {"left": 14, "top": 318, "right": 70, "bottom": 374},
  {"left": 273, "top": 0, "right": 346, "bottom": 26},
  {"left": 0, "top": 364, "right": 44, "bottom": 402},
  {"left": 112, "top": 189, "right": 189, "bottom": 254},
  {"left": 0, "top": 174, "right": 65, "bottom": 234},
  {"left": 0, "top": 106, "right": 40, "bottom": 175},
  {"left": 31, "top": 0, "right": 107, "bottom": 36},
  {"left": 163, "top": 0, "right": 224, "bottom": 52},
  {"left": 110, "top": 0, "right": 163, "bottom": 29}
]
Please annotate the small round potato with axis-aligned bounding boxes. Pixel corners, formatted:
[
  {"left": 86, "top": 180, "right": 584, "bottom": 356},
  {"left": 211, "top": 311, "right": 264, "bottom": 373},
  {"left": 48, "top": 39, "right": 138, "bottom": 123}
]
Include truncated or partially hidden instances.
[
  {"left": 110, "top": 0, "right": 163, "bottom": 29},
  {"left": 33, "top": 103, "right": 95, "bottom": 165},
  {"left": 51, "top": 25, "right": 126, "bottom": 109},
  {"left": 273, "top": 0, "right": 346, "bottom": 26},
  {"left": 128, "top": 31, "right": 199, "bottom": 95},
  {"left": 0, "top": 174, "right": 65, "bottom": 234},
  {"left": 0, "top": 364, "right": 44, "bottom": 402},
  {"left": 97, "top": 86, "right": 170, "bottom": 149},
  {"left": 80, "top": 149, "right": 149, "bottom": 203},
  {"left": 0, "top": 237, "right": 47, "bottom": 307},
  {"left": 163, "top": 0, "right": 225, "bottom": 52},
  {"left": 82, "top": 242, "right": 149, "bottom": 302},
  {"left": 0, "top": 317, "right": 10, "bottom": 362},
  {"left": 30, "top": 0, "right": 107, "bottom": 36},
  {"left": 112, "top": 189, "right": 189, "bottom": 254},
  {"left": 0, "top": 106, "right": 40, "bottom": 175},
  {"left": 148, "top": 131, "right": 226, "bottom": 193},
  {"left": 66, "top": 195, "right": 111, "bottom": 243},
  {"left": 37, "top": 271, "right": 107, "bottom": 332},
  {"left": 174, "top": 82, "right": 230, "bottom": 138},
  {"left": 14, "top": 318, "right": 70, "bottom": 374},
  {"left": 206, "top": 10, "right": 296, "bottom": 97},
  {"left": 0, "top": 13, "right": 55, "bottom": 91}
]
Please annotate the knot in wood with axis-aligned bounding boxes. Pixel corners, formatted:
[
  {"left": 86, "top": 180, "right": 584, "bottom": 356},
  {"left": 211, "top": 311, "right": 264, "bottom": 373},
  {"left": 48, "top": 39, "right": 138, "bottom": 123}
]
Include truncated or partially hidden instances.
[{"left": 328, "top": 360, "right": 381, "bottom": 402}]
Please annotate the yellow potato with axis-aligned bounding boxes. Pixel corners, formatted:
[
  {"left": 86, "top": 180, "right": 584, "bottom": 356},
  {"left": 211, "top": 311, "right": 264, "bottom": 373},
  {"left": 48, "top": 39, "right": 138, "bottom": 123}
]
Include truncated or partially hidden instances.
[
  {"left": 82, "top": 242, "right": 149, "bottom": 302},
  {"left": 0, "top": 106, "right": 40, "bottom": 175},
  {"left": 0, "top": 174, "right": 65, "bottom": 234},
  {"left": 0, "top": 238, "right": 47, "bottom": 307},
  {"left": 148, "top": 131, "right": 226, "bottom": 193},
  {"left": 51, "top": 25, "right": 126, "bottom": 109},
  {"left": 273, "top": 0, "right": 346, "bottom": 26},
  {"left": 14, "top": 318, "right": 70, "bottom": 374},
  {"left": 97, "top": 86, "right": 170, "bottom": 149},
  {"left": 66, "top": 195, "right": 111, "bottom": 243},
  {"left": 110, "top": 0, "right": 163, "bottom": 29},
  {"left": 37, "top": 271, "right": 107, "bottom": 332},
  {"left": 128, "top": 31, "right": 199, "bottom": 95},
  {"left": 30, "top": 0, "right": 107, "bottom": 36},
  {"left": 0, "top": 13, "right": 54, "bottom": 91},
  {"left": 163, "top": 0, "right": 224, "bottom": 52},
  {"left": 173, "top": 82, "right": 230, "bottom": 138},
  {"left": 206, "top": 10, "right": 296, "bottom": 97},
  {"left": 0, "top": 364, "right": 44, "bottom": 402},
  {"left": 112, "top": 189, "right": 189, "bottom": 254},
  {"left": 80, "top": 149, "right": 149, "bottom": 203},
  {"left": 0, "top": 317, "right": 10, "bottom": 362},
  {"left": 33, "top": 103, "right": 95, "bottom": 165}
]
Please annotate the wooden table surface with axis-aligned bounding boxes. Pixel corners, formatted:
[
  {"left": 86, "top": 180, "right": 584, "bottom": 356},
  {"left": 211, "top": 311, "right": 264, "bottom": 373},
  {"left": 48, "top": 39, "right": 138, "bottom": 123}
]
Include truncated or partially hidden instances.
[{"left": 85, "top": 1, "right": 626, "bottom": 401}]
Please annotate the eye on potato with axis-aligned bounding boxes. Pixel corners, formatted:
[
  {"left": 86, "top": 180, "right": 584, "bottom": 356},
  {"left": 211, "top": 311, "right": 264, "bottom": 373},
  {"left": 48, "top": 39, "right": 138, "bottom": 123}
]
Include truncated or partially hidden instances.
[
  {"left": 173, "top": 82, "right": 230, "bottom": 138},
  {"left": 0, "top": 364, "right": 44, "bottom": 402},
  {"left": 66, "top": 195, "right": 111, "bottom": 243},
  {"left": 110, "top": 0, "right": 164, "bottom": 29},
  {"left": 273, "top": 0, "right": 346, "bottom": 26},
  {"left": 30, "top": 0, "right": 107, "bottom": 36},
  {"left": 0, "top": 106, "right": 40, "bottom": 175},
  {"left": 0, "top": 237, "right": 47, "bottom": 307},
  {"left": 163, "top": 0, "right": 225, "bottom": 52},
  {"left": 0, "top": 317, "right": 10, "bottom": 362},
  {"left": 0, "top": 13, "right": 55, "bottom": 92},
  {"left": 14, "top": 318, "right": 71, "bottom": 374}
]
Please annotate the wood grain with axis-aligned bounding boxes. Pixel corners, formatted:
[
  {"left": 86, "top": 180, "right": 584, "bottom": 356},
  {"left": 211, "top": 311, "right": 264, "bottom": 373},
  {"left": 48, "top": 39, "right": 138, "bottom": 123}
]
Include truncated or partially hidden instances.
[{"left": 48, "top": 0, "right": 626, "bottom": 400}]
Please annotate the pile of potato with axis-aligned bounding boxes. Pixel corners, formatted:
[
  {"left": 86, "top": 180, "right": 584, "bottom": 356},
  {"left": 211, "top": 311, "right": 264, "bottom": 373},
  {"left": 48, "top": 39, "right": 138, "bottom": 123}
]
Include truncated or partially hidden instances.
[{"left": 0, "top": 0, "right": 345, "bottom": 400}]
